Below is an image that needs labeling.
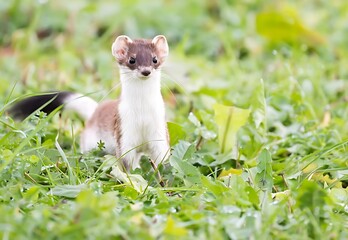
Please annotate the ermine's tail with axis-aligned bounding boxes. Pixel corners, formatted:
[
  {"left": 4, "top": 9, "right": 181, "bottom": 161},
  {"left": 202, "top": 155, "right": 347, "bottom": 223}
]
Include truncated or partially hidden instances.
[{"left": 9, "top": 91, "right": 98, "bottom": 121}]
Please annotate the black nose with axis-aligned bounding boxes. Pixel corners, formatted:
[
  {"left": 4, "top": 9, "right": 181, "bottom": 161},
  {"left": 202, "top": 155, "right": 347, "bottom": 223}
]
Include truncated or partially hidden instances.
[{"left": 141, "top": 70, "right": 151, "bottom": 76}]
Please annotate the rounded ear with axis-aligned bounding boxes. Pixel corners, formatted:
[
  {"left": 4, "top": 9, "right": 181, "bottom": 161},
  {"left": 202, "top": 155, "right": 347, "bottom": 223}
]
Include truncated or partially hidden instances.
[
  {"left": 152, "top": 35, "right": 169, "bottom": 59},
  {"left": 111, "top": 35, "right": 133, "bottom": 60}
]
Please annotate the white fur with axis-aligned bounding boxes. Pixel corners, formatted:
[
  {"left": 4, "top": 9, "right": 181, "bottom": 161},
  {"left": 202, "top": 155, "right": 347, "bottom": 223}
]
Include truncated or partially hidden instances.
[
  {"left": 64, "top": 94, "right": 98, "bottom": 120},
  {"left": 118, "top": 67, "right": 170, "bottom": 169},
  {"left": 80, "top": 127, "right": 99, "bottom": 153},
  {"left": 81, "top": 127, "right": 116, "bottom": 154},
  {"left": 76, "top": 67, "right": 170, "bottom": 169},
  {"left": 76, "top": 35, "right": 170, "bottom": 169}
]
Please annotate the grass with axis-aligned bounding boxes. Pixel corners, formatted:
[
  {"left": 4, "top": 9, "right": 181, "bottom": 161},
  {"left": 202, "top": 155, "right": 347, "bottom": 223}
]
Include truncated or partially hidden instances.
[{"left": 1, "top": 0, "right": 348, "bottom": 239}]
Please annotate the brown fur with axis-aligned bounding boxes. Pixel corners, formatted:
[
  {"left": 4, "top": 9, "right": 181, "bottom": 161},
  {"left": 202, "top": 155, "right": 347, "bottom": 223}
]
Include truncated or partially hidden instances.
[
  {"left": 117, "top": 39, "right": 164, "bottom": 69},
  {"left": 85, "top": 100, "right": 121, "bottom": 154}
]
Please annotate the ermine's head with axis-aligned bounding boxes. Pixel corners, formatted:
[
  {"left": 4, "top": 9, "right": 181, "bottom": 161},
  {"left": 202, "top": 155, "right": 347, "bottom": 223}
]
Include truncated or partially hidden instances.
[{"left": 111, "top": 35, "right": 169, "bottom": 79}]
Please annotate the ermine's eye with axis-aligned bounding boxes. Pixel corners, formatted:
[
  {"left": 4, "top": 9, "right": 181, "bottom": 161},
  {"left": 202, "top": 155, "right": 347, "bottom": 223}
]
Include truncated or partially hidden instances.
[
  {"left": 152, "top": 57, "right": 158, "bottom": 64},
  {"left": 129, "top": 57, "right": 136, "bottom": 64}
]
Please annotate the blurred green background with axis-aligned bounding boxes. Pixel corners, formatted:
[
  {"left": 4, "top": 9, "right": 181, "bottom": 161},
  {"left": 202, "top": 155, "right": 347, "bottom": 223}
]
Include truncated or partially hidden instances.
[{"left": 1, "top": 0, "right": 347, "bottom": 95}]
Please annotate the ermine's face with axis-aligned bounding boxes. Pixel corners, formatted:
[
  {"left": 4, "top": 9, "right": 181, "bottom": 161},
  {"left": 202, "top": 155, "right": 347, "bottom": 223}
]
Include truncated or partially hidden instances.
[
  {"left": 120, "top": 40, "right": 161, "bottom": 79},
  {"left": 112, "top": 35, "right": 169, "bottom": 80}
]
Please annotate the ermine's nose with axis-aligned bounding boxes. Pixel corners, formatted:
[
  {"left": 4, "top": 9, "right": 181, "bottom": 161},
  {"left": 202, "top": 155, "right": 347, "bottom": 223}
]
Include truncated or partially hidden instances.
[{"left": 141, "top": 70, "right": 151, "bottom": 76}]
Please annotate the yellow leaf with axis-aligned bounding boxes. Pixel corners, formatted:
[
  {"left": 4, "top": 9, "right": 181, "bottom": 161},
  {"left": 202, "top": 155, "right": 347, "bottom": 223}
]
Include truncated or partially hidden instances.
[
  {"left": 218, "top": 168, "right": 243, "bottom": 178},
  {"left": 312, "top": 173, "right": 341, "bottom": 188},
  {"left": 272, "top": 190, "right": 291, "bottom": 202},
  {"left": 23, "top": 186, "right": 40, "bottom": 202},
  {"left": 303, "top": 163, "right": 318, "bottom": 174},
  {"left": 320, "top": 111, "right": 331, "bottom": 128},
  {"left": 164, "top": 216, "right": 187, "bottom": 237},
  {"left": 214, "top": 104, "right": 250, "bottom": 153},
  {"left": 256, "top": 5, "right": 325, "bottom": 45}
]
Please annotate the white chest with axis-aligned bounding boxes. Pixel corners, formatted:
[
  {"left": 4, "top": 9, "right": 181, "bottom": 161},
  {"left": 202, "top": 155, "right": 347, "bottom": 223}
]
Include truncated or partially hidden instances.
[{"left": 119, "top": 76, "right": 166, "bottom": 145}]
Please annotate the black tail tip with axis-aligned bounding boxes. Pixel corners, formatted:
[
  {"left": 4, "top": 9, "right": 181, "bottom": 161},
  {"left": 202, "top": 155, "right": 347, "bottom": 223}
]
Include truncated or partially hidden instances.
[{"left": 8, "top": 91, "right": 73, "bottom": 120}]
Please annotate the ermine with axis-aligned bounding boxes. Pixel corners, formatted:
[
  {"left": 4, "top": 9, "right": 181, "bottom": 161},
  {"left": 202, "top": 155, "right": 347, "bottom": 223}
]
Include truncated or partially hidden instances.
[{"left": 9, "top": 35, "right": 170, "bottom": 170}]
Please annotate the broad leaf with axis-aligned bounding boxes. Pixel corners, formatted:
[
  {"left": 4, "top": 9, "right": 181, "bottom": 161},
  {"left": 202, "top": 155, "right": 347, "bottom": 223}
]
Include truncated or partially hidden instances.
[
  {"left": 218, "top": 168, "right": 243, "bottom": 178},
  {"left": 255, "top": 149, "right": 273, "bottom": 192},
  {"left": 256, "top": 6, "right": 325, "bottom": 45},
  {"left": 214, "top": 104, "right": 250, "bottom": 153},
  {"left": 251, "top": 79, "right": 266, "bottom": 131},
  {"left": 169, "top": 141, "right": 201, "bottom": 185},
  {"left": 296, "top": 180, "right": 331, "bottom": 218},
  {"left": 49, "top": 184, "right": 88, "bottom": 198},
  {"left": 110, "top": 165, "right": 148, "bottom": 193},
  {"left": 164, "top": 216, "right": 188, "bottom": 237},
  {"left": 167, "top": 122, "right": 186, "bottom": 146}
]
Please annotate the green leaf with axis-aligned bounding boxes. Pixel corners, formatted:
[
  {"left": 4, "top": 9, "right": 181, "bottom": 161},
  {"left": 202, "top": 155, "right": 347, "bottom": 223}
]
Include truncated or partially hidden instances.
[
  {"left": 50, "top": 184, "right": 88, "bottom": 198},
  {"left": 0, "top": 149, "right": 13, "bottom": 171},
  {"left": 329, "top": 188, "right": 348, "bottom": 207},
  {"left": 167, "top": 122, "right": 186, "bottom": 146},
  {"left": 256, "top": 6, "right": 325, "bottom": 45},
  {"left": 169, "top": 141, "right": 201, "bottom": 185},
  {"left": 201, "top": 176, "right": 228, "bottom": 196},
  {"left": 123, "top": 186, "right": 139, "bottom": 200},
  {"left": 55, "top": 133, "right": 77, "bottom": 185},
  {"left": 170, "top": 141, "right": 195, "bottom": 164},
  {"left": 188, "top": 112, "right": 217, "bottom": 141},
  {"left": 245, "top": 186, "right": 260, "bottom": 207},
  {"left": 296, "top": 180, "right": 331, "bottom": 217},
  {"left": 23, "top": 186, "right": 41, "bottom": 202},
  {"left": 110, "top": 165, "right": 149, "bottom": 193},
  {"left": 251, "top": 79, "right": 266, "bottom": 130},
  {"left": 188, "top": 112, "right": 201, "bottom": 127},
  {"left": 255, "top": 149, "right": 273, "bottom": 192},
  {"left": 214, "top": 104, "right": 250, "bottom": 153},
  {"left": 28, "top": 155, "right": 40, "bottom": 164}
]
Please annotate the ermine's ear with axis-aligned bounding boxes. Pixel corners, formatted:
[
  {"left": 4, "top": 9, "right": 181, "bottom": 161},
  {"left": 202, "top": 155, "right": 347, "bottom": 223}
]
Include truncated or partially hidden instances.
[
  {"left": 111, "top": 35, "right": 133, "bottom": 61},
  {"left": 152, "top": 35, "right": 169, "bottom": 60}
]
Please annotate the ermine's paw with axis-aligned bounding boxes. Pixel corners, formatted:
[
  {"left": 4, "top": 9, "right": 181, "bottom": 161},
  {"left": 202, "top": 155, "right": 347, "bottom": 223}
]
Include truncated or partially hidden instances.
[{"left": 150, "top": 141, "right": 170, "bottom": 166}]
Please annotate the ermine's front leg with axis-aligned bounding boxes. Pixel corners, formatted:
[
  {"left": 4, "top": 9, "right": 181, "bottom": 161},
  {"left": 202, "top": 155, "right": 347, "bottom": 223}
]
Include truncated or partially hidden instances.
[
  {"left": 119, "top": 125, "right": 144, "bottom": 170},
  {"left": 120, "top": 130, "right": 169, "bottom": 170},
  {"left": 148, "top": 127, "right": 170, "bottom": 166},
  {"left": 120, "top": 145, "right": 142, "bottom": 170},
  {"left": 149, "top": 140, "right": 170, "bottom": 166}
]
